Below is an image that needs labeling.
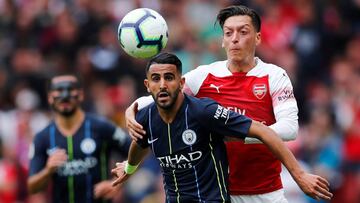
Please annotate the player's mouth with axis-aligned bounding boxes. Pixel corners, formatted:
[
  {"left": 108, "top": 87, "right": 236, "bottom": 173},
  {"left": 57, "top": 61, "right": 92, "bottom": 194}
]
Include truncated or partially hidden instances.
[
  {"left": 157, "top": 92, "right": 170, "bottom": 101},
  {"left": 229, "top": 48, "right": 241, "bottom": 52},
  {"left": 58, "top": 101, "right": 72, "bottom": 108}
]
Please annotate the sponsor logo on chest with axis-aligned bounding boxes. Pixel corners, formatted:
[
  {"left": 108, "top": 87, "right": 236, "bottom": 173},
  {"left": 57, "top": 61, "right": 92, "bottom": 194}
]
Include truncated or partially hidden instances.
[
  {"left": 57, "top": 157, "right": 98, "bottom": 176},
  {"left": 157, "top": 151, "right": 202, "bottom": 169}
]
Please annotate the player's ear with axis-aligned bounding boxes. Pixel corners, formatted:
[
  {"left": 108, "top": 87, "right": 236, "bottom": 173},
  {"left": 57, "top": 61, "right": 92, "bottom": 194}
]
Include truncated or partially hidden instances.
[
  {"left": 78, "top": 89, "right": 84, "bottom": 102},
  {"left": 144, "top": 79, "right": 150, "bottom": 93},
  {"left": 255, "top": 32, "right": 261, "bottom": 46},
  {"left": 180, "top": 77, "right": 185, "bottom": 90},
  {"left": 47, "top": 93, "right": 53, "bottom": 104},
  {"left": 221, "top": 40, "right": 224, "bottom": 48}
]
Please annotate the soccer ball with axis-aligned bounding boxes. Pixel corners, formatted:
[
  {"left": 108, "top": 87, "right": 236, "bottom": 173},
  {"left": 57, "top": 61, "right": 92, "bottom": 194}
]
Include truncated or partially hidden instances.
[{"left": 118, "top": 8, "right": 168, "bottom": 59}]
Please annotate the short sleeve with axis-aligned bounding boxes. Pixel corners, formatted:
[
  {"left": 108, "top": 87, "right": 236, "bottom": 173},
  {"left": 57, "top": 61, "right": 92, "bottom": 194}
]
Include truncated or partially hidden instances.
[
  {"left": 29, "top": 134, "right": 48, "bottom": 176},
  {"left": 135, "top": 108, "right": 150, "bottom": 149},
  {"left": 111, "top": 127, "right": 131, "bottom": 150},
  {"left": 97, "top": 118, "right": 131, "bottom": 155},
  {"left": 199, "top": 99, "right": 252, "bottom": 139}
]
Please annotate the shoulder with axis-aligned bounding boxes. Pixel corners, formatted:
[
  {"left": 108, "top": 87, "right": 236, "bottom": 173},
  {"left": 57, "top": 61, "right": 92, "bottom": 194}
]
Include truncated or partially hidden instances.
[
  {"left": 33, "top": 123, "right": 53, "bottom": 146},
  {"left": 188, "top": 95, "right": 218, "bottom": 106},
  {"left": 34, "top": 123, "right": 53, "bottom": 139},
  {"left": 186, "top": 95, "right": 233, "bottom": 126},
  {"left": 86, "top": 113, "right": 116, "bottom": 130},
  {"left": 248, "top": 58, "right": 286, "bottom": 78},
  {"left": 184, "top": 60, "right": 229, "bottom": 95},
  {"left": 185, "top": 60, "right": 229, "bottom": 77},
  {"left": 196, "top": 60, "right": 228, "bottom": 71},
  {"left": 186, "top": 95, "right": 219, "bottom": 114},
  {"left": 85, "top": 113, "right": 111, "bottom": 124},
  {"left": 136, "top": 103, "right": 156, "bottom": 123}
]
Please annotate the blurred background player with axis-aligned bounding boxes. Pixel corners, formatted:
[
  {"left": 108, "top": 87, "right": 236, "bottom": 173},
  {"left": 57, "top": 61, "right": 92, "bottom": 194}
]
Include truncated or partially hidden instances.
[
  {"left": 112, "top": 53, "right": 332, "bottom": 202},
  {"left": 27, "top": 73, "right": 130, "bottom": 203},
  {"left": 126, "top": 5, "right": 299, "bottom": 203}
]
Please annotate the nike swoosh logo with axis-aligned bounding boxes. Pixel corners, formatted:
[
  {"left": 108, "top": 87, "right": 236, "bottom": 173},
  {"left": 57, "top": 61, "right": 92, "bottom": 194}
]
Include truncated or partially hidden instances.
[{"left": 147, "top": 138, "right": 158, "bottom": 144}]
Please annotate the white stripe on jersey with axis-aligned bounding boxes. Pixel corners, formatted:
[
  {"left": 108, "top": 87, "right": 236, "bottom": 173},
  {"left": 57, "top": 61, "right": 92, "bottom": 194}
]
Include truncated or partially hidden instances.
[
  {"left": 185, "top": 105, "right": 202, "bottom": 202},
  {"left": 184, "top": 57, "right": 299, "bottom": 142}
]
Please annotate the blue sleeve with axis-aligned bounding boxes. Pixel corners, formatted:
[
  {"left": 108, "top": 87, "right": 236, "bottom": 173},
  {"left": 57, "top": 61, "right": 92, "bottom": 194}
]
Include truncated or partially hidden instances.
[
  {"left": 98, "top": 118, "right": 131, "bottom": 155},
  {"left": 135, "top": 108, "right": 150, "bottom": 149},
  {"left": 29, "top": 133, "right": 48, "bottom": 176},
  {"left": 199, "top": 99, "right": 252, "bottom": 139}
]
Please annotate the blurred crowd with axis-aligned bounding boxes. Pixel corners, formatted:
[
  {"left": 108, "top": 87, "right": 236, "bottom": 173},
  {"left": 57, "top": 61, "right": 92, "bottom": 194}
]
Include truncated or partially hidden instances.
[{"left": 0, "top": 0, "right": 359, "bottom": 202}]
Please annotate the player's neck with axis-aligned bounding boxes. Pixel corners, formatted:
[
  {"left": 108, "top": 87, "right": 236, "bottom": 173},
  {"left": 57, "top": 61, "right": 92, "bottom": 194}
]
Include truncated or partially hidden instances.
[
  {"left": 158, "top": 93, "right": 184, "bottom": 124},
  {"left": 55, "top": 109, "right": 85, "bottom": 137},
  {"left": 228, "top": 57, "right": 256, "bottom": 73}
]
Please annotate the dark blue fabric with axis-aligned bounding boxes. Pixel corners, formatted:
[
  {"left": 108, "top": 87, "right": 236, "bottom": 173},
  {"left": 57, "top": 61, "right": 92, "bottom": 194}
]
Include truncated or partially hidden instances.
[
  {"left": 29, "top": 113, "right": 130, "bottom": 203},
  {"left": 135, "top": 95, "right": 251, "bottom": 203}
]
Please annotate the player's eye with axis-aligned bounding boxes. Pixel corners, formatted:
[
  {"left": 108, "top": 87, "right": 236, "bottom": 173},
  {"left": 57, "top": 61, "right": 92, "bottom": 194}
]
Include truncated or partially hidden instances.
[
  {"left": 224, "top": 31, "right": 232, "bottom": 37},
  {"left": 164, "top": 75, "right": 174, "bottom": 81},
  {"left": 151, "top": 76, "right": 160, "bottom": 82},
  {"left": 69, "top": 89, "right": 78, "bottom": 96},
  {"left": 240, "top": 30, "right": 248, "bottom": 35}
]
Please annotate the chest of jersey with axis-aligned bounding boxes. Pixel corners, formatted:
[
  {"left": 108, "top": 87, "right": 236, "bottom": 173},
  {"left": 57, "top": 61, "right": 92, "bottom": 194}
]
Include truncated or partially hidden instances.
[
  {"left": 196, "top": 73, "right": 275, "bottom": 125},
  {"left": 47, "top": 122, "right": 107, "bottom": 177},
  {"left": 142, "top": 106, "right": 230, "bottom": 202},
  {"left": 148, "top": 120, "right": 210, "bottom": 169}
]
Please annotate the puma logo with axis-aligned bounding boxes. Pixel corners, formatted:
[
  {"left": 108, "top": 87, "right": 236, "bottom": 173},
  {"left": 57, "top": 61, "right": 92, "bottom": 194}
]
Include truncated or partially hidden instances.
[{"left": 210, "top": 84, "right": 223, "bottom": 93}]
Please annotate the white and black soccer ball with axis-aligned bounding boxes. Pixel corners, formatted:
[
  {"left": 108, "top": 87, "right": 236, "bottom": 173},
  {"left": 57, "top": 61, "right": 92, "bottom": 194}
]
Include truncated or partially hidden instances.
[{"left": 118, "top": 8, "right": 168, "bottom": 59}]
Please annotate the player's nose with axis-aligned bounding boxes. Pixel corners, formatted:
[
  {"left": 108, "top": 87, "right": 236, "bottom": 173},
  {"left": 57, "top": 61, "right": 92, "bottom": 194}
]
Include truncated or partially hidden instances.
[
  {"left": 159, "top": 78, "right": 167, "bottom": 88},
  {"left": 231, "top": 32, "right": 239, "bottom": 43}
]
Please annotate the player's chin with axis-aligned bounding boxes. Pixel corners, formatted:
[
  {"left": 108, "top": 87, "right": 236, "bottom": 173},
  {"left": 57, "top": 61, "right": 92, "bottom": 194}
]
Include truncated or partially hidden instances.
[
  {"left": 156, "top": 95, "right": 170, "bottom": 103},
  {"left": 156, "top": 101, "right": 172, "bottom": 109},
  {"left": 55, "top": 107, "right": 77, "bottom": 117},
  {"left": 228, "top": 52, "right": 244, "bottom": 61}
]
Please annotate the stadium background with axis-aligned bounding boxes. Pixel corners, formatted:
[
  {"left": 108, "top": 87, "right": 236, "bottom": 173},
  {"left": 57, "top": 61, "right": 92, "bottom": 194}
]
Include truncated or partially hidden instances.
[{"left": 0, "top": 0, "right": 359, "bottom": 202}]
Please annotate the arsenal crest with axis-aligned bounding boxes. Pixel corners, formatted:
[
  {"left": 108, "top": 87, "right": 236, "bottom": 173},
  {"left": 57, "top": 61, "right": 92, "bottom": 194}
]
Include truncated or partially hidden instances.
[{"left": 253, "top": 84, "right": 267, "bottom": 99}]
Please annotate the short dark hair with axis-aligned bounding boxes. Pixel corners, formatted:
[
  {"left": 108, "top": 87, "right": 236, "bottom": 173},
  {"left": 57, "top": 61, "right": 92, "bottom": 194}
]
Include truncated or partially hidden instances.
[
  {"left": 46, "top": 72, "right": 83, "bottom": 92},
  {"left": 146, "top": 52, "right": 182, "bottom": 74},
  {"left": 216, "top": 5, "right": 261, "bottom": 32}
]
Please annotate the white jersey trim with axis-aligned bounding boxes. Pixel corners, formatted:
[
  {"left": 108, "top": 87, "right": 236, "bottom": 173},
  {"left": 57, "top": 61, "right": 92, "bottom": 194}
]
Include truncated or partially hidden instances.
[
  {"left": 135, "top": 58, "right": 299, "bottom": 142},
  {"left": 184, "top": 58, "right": 299, "bottom": 143}
]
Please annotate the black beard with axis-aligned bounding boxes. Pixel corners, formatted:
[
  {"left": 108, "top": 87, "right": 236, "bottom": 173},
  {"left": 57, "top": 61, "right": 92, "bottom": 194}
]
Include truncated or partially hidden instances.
[
  {"left": 51, "top": 103, "right": 77, "bottom": 117},
  {"left": 154, "top": 87, "right": 181, "bottom": 110},
  {"left": 59, "top": 109, "right": 77, "bottom": 117}
]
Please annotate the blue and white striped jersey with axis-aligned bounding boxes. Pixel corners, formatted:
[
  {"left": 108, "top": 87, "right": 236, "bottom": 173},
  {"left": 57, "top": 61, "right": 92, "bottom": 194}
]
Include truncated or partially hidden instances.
[{"left": 136, "top": 94, "right": 252, "bottom": 203}]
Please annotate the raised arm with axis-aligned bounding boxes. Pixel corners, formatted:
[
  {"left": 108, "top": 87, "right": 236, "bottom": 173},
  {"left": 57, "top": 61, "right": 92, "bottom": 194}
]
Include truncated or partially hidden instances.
[
  {"left": 248, "top": 121, "right": 332, "bottom": 201},
  {"left": 111, "top": 141, "right": 149, "bottom": 186},
  {"left": 125, "top": 96, "right": 153, "bottom": 140},
  {"left": 245, "top": 70, "right": 299, "bottom": 144},
  {"left": 27, "top": 149, "right": 68, "bottom": 193},
  {"left": 202, "top": 101, "right": 332, "bottom": 200}
]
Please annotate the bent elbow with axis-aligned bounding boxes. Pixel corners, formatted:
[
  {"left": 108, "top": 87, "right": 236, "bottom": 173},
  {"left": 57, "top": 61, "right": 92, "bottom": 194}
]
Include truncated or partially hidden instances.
[
  {"left": 27, "top": 178, "right": 41, "bottom": 194},
  {"left": 286, "top": 131, "right": 297, "bottom": 141},
  {"left": 27, "top": 181, "right": 35, "bottom": 194},
  {"left": 286, "top": 122, "right": 299, "bottom": 141}
]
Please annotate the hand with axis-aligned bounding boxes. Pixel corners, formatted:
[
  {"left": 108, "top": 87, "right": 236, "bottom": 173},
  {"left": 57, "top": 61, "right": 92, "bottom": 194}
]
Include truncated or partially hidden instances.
[
  {"left": 94, "top": 180, "right": 119, "bottom": 199},
  {"left": 296, "top": 172, "right": 333, "bottom": 201},
  {"left": 45, "top": 149, "right": 67, "bottom": 174},
  {"left": 125, "top": 102, "right": 146, "bottom": 141},
  {"left": 111, "top": 161, "right": 131, "bottom": 186}
]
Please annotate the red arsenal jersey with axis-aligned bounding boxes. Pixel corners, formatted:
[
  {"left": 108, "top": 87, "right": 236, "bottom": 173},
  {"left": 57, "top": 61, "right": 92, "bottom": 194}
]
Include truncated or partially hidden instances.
[{"left": 183, "top": 58, "right": 298, "bottom": 195}]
